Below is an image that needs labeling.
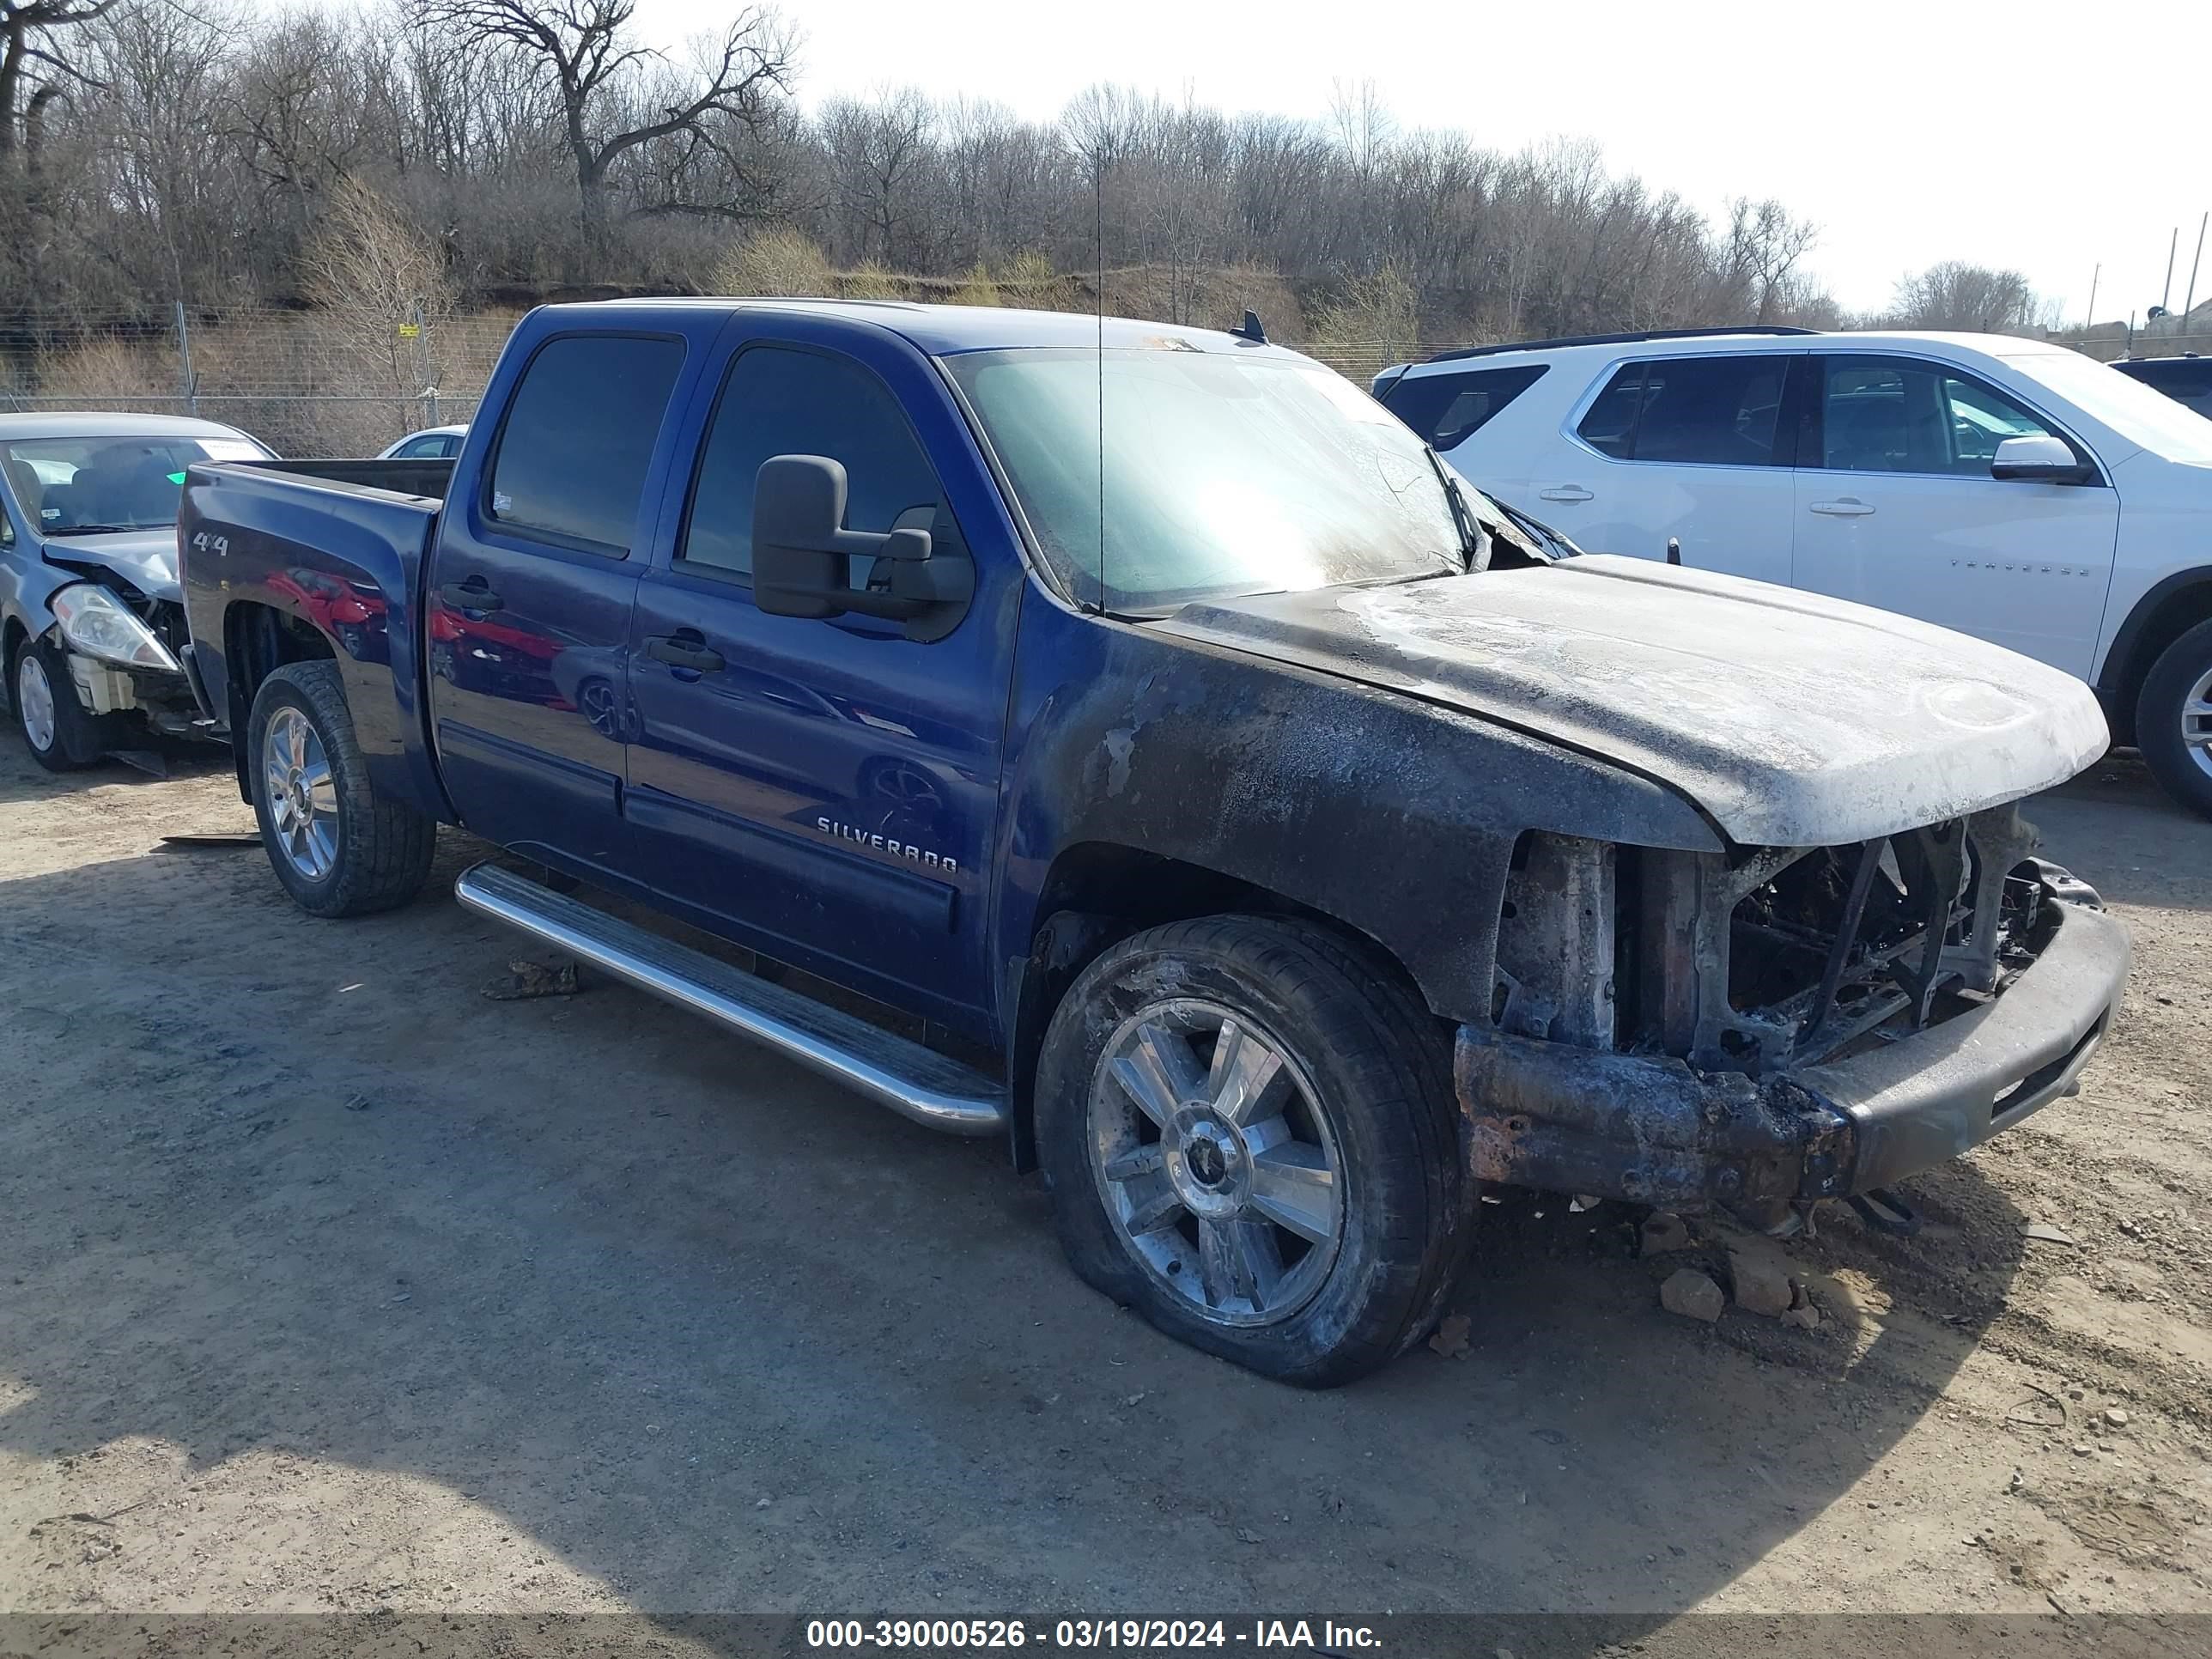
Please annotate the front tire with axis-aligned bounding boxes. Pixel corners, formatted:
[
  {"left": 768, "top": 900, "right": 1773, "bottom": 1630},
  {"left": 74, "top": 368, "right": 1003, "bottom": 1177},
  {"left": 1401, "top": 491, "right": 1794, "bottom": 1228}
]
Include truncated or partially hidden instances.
[
  {"left": 246, "top": 661, "right": 437, "bottom": 916},
  {"left": 12, "top": 636, "right": 114, "bottom": 771},
  {"left": 2136, "top": 617, "right": 2212, "bottom": 819},
  {"left": 1036, "top": 916, "right": 1471, "bottom": 1387}
]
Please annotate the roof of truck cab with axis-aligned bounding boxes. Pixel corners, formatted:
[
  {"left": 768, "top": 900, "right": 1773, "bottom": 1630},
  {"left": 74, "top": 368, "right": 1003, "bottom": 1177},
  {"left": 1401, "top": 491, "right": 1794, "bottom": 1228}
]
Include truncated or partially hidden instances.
[
  {"left": 564, "top": 297, "right": 1300, "bottom": 358},
  {"left": 0, "top": 411, "right": 260, "bottom": 441}
]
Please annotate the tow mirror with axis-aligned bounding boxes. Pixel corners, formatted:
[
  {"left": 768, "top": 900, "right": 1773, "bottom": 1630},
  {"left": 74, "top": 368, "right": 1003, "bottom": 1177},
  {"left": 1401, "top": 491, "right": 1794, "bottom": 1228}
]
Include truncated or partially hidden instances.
[
  {"left": 1990, "top": 434, "right": 2092, "bottom": 484},
  {"left": 753, "top": 454, "right": 971, "bottom": 641}
]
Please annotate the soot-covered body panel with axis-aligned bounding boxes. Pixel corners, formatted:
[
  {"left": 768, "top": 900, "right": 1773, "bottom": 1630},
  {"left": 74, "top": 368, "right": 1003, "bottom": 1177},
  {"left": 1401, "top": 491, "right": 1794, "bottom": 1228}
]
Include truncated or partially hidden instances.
[
  {"left": 1160, "top": 556, "right": 2112, "bottom": 848},
  {"left": 996, "top": 596, "right": 1722, "bottom": 1031}
]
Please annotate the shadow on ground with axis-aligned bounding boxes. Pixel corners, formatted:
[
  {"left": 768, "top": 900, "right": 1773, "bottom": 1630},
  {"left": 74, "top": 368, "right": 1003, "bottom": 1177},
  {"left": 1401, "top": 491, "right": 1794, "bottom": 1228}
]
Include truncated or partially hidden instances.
[
  {"left": 0, "top": 804, "right": 2033, "bottom": 1644},
  {"left": 2033, "top": 751, "right": 2212, "bottom": 910},
  {"left": 0, "top": 733, "right": 233, "bottom": 797}
]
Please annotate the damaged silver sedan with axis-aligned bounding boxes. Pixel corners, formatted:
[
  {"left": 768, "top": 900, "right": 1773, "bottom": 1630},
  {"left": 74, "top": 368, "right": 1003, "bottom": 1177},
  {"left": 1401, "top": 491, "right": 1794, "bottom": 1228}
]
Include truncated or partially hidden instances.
[{"left": 1, "top": 414, "right": 270, "bottom": 769}]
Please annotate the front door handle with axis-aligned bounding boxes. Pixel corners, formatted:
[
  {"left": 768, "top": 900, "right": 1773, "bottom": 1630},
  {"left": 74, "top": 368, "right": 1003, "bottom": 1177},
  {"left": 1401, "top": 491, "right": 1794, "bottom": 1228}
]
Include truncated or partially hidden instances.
[
  {"left": 647, "top": 634, "right": 726, "bottom": 673},
  {"left": 437, "top": 578, "right": 504, "bottom": 611},
  {"left": 1808, "top": 498, "right": 1876, "bottom": 517},
  {"left": 1538, "top": 484, "right": 1593, "bottom": 503}
]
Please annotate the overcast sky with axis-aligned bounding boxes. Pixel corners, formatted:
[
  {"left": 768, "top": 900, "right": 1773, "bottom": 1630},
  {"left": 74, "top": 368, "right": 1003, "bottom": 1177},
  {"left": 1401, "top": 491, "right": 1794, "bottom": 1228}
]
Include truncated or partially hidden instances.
[{"left": 654, "top": 0, "right": 2206, "bottom": 323}]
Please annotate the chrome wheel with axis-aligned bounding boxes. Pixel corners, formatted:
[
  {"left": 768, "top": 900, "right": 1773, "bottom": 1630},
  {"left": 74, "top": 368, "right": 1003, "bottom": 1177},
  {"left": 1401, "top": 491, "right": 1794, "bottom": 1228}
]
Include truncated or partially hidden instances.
[
  {"left": 263, "top": 707, "right": 339, "bottom": 882},
  {"left": 1088, "top": 999, "right": 1343, "bottom": 1327},
  {"left": 15, "top": 652, "right": 57, "bottom": 753},
  {"left": 2185, "top": 663, "right": 2212, "bottom": 781}
]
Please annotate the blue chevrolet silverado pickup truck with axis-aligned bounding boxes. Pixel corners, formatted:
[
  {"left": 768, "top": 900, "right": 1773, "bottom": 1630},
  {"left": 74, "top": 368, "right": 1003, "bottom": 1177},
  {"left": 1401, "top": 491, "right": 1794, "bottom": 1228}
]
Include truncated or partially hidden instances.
[{"left": 177, "top": 299, "right": 2129, "bottom": 1383}]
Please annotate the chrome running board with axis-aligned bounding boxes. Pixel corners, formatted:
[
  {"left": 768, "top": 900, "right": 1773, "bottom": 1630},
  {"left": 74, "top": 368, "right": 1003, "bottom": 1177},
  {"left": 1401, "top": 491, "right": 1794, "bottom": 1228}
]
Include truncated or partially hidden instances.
[{"left": 454, "top": 861, "right": 1007, "bottom": 1137}]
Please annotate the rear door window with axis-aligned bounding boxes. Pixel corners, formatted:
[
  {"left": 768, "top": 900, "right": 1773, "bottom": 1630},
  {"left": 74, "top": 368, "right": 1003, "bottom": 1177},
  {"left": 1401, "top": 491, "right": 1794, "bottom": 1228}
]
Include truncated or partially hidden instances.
[
  {"left": 1579, "top": 356, "right": 1792, "bottom": 466},
  {"left": 1382, "top": 364, "right": 1547, "bottom": 449},
  {"left": 487, "top": 334, "right": 685, "bottom": 555},
  {"left": 1575, "top": 366, "right": 1651, "bottom": 458}
]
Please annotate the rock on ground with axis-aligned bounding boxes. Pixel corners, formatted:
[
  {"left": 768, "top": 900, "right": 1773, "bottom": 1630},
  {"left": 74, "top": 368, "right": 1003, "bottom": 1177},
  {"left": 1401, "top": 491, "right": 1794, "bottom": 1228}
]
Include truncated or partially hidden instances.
[
  {"left": 1660, "top": 1268, "right": 1726, "bottom": 1322},
  {"left": 1728, "top": 1239, "right": 1796, "bottom": 1318}
]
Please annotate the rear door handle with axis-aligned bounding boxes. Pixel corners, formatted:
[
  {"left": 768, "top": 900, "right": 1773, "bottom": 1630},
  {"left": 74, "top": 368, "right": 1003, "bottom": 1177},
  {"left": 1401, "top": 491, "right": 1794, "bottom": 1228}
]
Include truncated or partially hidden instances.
[
  {"left": 437, "top": 578, "right": 504, "bottom": 611},
  {"left": 1809, "top": 498, "right": 1875, "bottom": 517},
  {"left": 1537, "top": 484, "right": 1593, "bottom": 503},
  {"left": 647, "top": 633, "right": 726, "bottom": 674}
]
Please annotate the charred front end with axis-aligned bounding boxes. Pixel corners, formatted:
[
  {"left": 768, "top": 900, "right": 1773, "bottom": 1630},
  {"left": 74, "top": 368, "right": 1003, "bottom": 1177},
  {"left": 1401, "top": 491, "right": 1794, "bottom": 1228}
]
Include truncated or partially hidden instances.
[{"left": 1460, "top": 805, "right": 2130, "bottom": 1230}]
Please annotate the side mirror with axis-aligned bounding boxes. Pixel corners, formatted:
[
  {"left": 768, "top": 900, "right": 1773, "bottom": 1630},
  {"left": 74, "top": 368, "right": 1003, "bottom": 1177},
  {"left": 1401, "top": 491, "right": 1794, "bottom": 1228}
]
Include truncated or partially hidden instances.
[
  {"left": 752, "top": 454, "right": 972, "bottom": 641},
  {"left": 1990, "top": 434, "right": 2092, "bottom": 484}
]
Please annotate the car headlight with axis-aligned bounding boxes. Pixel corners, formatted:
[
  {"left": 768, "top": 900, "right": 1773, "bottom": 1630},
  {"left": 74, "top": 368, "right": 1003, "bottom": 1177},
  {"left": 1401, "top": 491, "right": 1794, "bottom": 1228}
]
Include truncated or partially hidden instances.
[{"left": 50, "top": 583, "right": 181, "bottom": 672}]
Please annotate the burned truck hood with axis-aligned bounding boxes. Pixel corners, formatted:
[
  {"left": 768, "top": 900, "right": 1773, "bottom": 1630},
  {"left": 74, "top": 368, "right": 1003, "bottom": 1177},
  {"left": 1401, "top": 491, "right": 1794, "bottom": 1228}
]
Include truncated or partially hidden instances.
[
  {"left": 40, "top": 529, "right": 181, "bottom": 601},
  {"left": 1158, "top": 555, "right": 2110, "bottom": 847}
]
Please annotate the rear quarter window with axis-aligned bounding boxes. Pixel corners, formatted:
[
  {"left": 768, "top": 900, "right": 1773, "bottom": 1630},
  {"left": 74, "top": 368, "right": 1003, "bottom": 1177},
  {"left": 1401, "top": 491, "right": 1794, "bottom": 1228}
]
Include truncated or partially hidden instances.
[
  {"left": 1382, "top": 364, "right": 1547, "bottom": 449},
  {"left": 487, "top": 334, "right": 685, "bottom": 555}
]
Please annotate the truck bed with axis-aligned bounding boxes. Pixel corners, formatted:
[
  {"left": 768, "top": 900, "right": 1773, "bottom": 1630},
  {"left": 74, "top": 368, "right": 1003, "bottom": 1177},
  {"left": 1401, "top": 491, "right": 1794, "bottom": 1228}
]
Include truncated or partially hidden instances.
[
  {"left": 239, "top": 457, "right": 457, "bottom": 501},
  {"left": 177, "top": 456, "right": 459, "bottom": 819}
]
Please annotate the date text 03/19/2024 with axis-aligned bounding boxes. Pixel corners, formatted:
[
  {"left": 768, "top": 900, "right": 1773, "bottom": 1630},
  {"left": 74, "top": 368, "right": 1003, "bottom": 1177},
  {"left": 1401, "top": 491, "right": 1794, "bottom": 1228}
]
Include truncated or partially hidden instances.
[{"left": 804, "top": 1620, "right": 1383, "bottom": 1650}]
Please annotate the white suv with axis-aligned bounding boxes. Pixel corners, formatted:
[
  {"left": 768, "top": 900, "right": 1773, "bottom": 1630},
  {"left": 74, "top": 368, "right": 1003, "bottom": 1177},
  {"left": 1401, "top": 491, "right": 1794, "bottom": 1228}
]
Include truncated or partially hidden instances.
[{"left": 1376, "top": 327, "right": 2212, "bottom": 815}]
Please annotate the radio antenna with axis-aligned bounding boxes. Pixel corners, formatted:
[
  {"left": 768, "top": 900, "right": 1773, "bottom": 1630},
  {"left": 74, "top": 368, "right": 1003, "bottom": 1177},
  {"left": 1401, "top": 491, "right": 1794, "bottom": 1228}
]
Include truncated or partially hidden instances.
[{"left": 1093, "top": 143, "right": 1107, "bottom": 615}]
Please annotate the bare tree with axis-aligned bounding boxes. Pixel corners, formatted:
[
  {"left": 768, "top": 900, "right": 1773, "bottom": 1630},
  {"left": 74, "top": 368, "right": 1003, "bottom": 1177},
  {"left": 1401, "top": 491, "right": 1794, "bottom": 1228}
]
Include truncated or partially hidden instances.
[
  {"left": 1, "top": 0, "right": 119, "bottom": 164},
  {"left": 297, "top": 173, "right": 457, "bottom": 449},
  {"left": 5, "top": 10, "right": 1865, "bottom": 370},
  {"left": 416, "top": 0, "right": 793, "bottom": 252},
  {"left": 1883, "top": 262, "right": 2047, "bottom": 334},
  {"left": 1328, "top": 77, "right": 1393, "bottom": 179},
  {"left": 819, "top": 87, "right": 930, "bottom": 266},
  {"left": 1723, "top": 197, "right": 1818, "bottom": 324},
  {"left": 1309, "top": 263, "right": 1419, "bottom": 373},
  {"left": 85, "top": 0, "right": 237, "bottom": 300}
]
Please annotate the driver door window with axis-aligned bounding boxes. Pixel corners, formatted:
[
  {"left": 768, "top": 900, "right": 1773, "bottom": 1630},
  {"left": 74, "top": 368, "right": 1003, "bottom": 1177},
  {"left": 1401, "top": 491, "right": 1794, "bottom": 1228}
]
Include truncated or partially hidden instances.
[
  {"left": 679, "top": 344, "right": 962, "bottom": 592},
  {"left": 1814, "top": 356, "right": 2061, "bottom": 476},
  {"left": 1942, "top": 375, "right": 2058, "bottom": 469}
]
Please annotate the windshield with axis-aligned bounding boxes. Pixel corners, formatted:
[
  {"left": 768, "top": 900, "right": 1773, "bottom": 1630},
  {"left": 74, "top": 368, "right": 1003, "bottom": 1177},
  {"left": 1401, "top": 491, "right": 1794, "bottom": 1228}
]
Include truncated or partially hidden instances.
[
  {"left": 2002, "top": 350, "right": 2212, "bottom": 466},
  {"left": 946, "top": 348, "right": 1463, "bottom": 611},
  {"left": 2, "top": 433, "right": 269, "bottom": 534}
]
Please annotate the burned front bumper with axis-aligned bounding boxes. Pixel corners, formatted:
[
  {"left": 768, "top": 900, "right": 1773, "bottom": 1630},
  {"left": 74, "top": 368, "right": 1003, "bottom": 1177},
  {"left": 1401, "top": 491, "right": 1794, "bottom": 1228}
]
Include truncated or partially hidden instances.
[{"left": 1455, "top": 878, "right": 2130, "bottom": 1228}]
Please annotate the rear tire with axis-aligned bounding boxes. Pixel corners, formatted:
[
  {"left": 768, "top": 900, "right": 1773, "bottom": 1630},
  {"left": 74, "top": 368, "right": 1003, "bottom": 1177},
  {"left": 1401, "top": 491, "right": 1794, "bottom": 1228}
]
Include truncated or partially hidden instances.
[
  {"left": 1036, "top": 915, "right": 1471, "bottom": 1387},
  {"left": 2136, "top": 617, "right": 2212, "bottom": 820},
  {"left": 12, "top": 636, "right": 114, "bottom": 771},
  {"left": 246, "top": 661, "right": 436, "bottom": 916}
]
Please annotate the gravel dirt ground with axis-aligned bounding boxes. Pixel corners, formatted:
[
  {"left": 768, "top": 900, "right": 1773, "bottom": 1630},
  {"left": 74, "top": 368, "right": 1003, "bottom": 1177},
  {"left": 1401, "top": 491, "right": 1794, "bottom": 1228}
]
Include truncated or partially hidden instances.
[{"left": 0, "top": 734, "right": 2207, "bottom": 1653}]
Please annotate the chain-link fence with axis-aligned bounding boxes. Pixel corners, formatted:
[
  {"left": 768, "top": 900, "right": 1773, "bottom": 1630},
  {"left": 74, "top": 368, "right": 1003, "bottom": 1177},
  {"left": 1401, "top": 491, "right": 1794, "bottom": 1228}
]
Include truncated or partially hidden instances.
[
  {"left": 0, "top": 306, "right": 522, "bottom": 458},
  {"left": 0, "top": 307, "right": 1444, "bottom": 453},
  {"left": 8, "top": 301, "right": 2189, "bottom": 459},
  {"left": 0, "top": 392, "right": 490, "bottom": 459},
  {"left": 2045, "top": 329, "right": 2212, "bottom": 363}
]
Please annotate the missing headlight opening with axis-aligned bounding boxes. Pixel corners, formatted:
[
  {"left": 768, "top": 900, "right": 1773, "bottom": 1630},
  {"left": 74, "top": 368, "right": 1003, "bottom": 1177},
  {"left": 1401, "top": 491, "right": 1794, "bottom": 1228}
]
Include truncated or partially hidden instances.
[
  {"left": 1494, "top": 804, "right": 2048, "bottom": 1073},
  {"left": 1471, "top": 803, "right": 2106, "bottom": 1233}
]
